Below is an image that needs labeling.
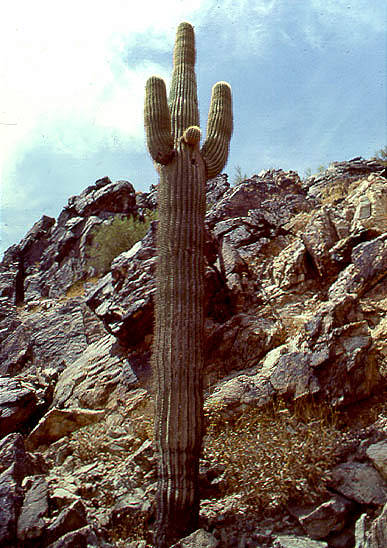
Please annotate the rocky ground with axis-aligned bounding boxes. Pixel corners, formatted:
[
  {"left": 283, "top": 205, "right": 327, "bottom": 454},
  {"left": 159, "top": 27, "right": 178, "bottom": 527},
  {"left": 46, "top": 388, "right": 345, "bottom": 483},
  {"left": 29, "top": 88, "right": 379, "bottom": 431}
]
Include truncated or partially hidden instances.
[{"left": 0, "top": 157, "right": 386, "bottom": 547}]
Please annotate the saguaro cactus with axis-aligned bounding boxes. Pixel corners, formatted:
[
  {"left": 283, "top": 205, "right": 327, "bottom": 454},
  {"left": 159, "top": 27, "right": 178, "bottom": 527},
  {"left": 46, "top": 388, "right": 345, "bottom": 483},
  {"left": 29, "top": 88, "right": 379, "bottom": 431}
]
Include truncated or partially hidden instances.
[{"left": 144, "top": 22, "right": 232, "bottom": 547}]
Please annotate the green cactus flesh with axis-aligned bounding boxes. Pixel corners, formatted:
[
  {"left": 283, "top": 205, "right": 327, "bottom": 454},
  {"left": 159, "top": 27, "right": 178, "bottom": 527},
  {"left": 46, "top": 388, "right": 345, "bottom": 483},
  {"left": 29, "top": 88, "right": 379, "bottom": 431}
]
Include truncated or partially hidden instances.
[{"left": 144, "top": 21, "right": 232, "bottom": 547}]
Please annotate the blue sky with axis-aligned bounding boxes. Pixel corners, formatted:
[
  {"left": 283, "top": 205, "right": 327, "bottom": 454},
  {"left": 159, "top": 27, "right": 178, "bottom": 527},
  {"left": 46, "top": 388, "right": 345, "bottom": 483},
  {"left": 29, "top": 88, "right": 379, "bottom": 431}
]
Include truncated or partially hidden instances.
[{"left": 1, "top": 0, "right": 386, "bottom": 256}]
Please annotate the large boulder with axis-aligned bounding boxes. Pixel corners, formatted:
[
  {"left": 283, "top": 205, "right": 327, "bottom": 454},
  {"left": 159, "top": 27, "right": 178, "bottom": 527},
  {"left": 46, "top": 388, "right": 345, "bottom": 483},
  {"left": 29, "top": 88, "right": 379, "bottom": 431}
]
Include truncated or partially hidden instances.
[
  {"left": 0, "top": 297, "right": 105, "bottom": 377},
  {"left": 52, "top": 334, "right": 138, "bottom": 410},
  {"left": 329, "top": 462, "right": 387, "bottom": 505}
]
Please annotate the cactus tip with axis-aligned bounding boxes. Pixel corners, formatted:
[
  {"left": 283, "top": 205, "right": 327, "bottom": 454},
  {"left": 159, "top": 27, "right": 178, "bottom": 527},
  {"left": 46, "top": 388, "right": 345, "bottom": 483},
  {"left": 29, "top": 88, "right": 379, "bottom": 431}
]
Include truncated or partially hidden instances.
[{"left": 182, "top": 125, "right": 201, "bottom": 146}]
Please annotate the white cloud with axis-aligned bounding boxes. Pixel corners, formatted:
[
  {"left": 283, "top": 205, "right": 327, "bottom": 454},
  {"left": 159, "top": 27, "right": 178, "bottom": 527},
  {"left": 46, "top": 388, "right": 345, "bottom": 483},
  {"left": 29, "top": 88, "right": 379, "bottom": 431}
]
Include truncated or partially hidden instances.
[
  {"left": 3, "top": 0, "right": 380, "bottom": 177},
  {"left": 301, "top": 0, "right": 385, "bottom": 49},
  {"left": 0, "top": 0, "right": 214, "bottom": 178}
]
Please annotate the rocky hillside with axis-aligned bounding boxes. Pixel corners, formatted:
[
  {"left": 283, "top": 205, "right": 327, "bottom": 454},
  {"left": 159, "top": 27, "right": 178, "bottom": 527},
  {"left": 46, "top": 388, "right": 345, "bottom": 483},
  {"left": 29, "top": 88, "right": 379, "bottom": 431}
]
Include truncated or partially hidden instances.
[{"left": 0, "top": 157, "right": 386, "bottom": 547}]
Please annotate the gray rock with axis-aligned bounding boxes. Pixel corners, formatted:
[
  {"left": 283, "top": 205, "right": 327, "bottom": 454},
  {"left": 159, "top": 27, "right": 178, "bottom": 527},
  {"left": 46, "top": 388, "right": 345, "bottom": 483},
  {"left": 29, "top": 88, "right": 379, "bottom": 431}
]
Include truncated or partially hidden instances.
[
  {"left": 68, "top": 178, "right": 136, "bottom": 218},
  {"left": 205, "top": 367, "right": 275, "bottom": 414},
  {"left": 366, "top": 440, "right": 387, "bottom": 481},
  {"left": 110, "top": 489, "right": 151, "bottom": 532},
  {"left": 0, "top": 433, "right": 31, "bottom": 479},
  {"left": 262, "top": 347, "right": 320, "bottom": 400},
  {"left": 303, "top": 157, "right": 384, "bottom": 199},
  {"left": 0, "top": 297, "right": 103, "bottom": 377},
  {"left": 205, "top": 343, "right": 320, "bottom": 415},
  {"left": 291, "top": 495, "right": 354, "bottom": 539},
  {"left": 171, "top": 528, "right": 219, "bottom": 547},
  {"left": 271, "top": 239, "right": 308, "bottom": 290},
  {"left": 355, "top": 503, "right": 387, "bottom": 548},
  {"left": 86, "top": 220, "right": 232, "bottom": 349},
  {"left": 51, "top": 487, "right": 81, "bottom": 509},
  {"left": 0, "top": 376, "right": 38, "bottom": 437},
  {"left": 0, "top": 216, "right": 55, "bottom": 306},
  {"left": 330, "top": 462, "right": 387, "bottom": 505},
  {"left": 46, "top": 499, "right": 88, "bottom": 546},
  {"left": 206, "top": 313, "right": 284, "bottom": 377},
  {"left": 206, "top": 281, "right": 380, "bottom": 414},
  {"left": 302, "top": 208, "right": 340, "bottom": 277},
  {"left": 129, "top": 439, "right": 155, "bottom": 472},
  {"left": 328, "top": 234, "right": 387, "bottom": 300},
  {"left": 0, "top": 433, "right": 47, "bottom": 495},
  {"left": 206, "top": 169, "right": 310, "bottom": 230},
  {"left": 52, "top": 334, "right": 137, "bottom": 409},
  {"left": 86, "top": 222, "right": 157, "bottom": 347},
  {"left": 47, "top": 525, "right": 114, "bottom": 548},
  {"left": 0, "top": 467, "right": 24, "bottom": 546},
  {"left": 17, "top": 475, "right": 49, "bottom": 541},
  {"left": 273, "top": 535, "right": 328, "bottom": 547},
  {"left": 0, "top": 177, "right": 138, "bottom": 307}
]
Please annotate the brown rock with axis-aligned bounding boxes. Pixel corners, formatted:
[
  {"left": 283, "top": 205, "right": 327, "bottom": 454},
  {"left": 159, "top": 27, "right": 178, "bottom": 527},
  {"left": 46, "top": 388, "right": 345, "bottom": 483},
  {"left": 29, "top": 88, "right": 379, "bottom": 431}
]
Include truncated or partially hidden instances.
[
  {"left": 17, "top": 475, "right": 49, "bottom": 541},
  {"left": 26, "top": 408, "right": 105, "bottom": 449}
]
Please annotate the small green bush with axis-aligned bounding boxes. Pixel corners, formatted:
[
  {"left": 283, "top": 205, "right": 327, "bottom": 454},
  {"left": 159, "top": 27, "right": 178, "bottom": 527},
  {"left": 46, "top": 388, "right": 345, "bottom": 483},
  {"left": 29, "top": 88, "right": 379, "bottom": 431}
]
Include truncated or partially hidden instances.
[{"left": 88, "top": 211, "right": 157, "bottom": 274}]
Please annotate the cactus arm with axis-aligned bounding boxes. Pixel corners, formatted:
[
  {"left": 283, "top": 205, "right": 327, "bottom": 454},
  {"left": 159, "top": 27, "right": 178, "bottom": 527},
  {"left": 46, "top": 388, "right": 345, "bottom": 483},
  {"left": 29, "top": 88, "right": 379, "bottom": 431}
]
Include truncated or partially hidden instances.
[
  {"left": 201, "top": 81, "right": 233, "bottom": 179},
  {"left": 144, "top": 76, "right": 174, "bottom": 165},
  {"left": 169, "top": 22, "right": 199, "bottom": 143}
]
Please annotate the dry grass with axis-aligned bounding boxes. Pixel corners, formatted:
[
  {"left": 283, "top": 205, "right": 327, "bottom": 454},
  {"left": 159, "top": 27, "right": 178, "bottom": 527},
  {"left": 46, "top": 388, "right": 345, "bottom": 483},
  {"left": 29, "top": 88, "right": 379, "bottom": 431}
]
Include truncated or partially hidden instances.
[
  {"left": 64, "top": 276, "right": 100, "bottom": 299},
  {"left": 63, "top": 388, "right": 387, "bottom": 544},
  {"left": 204, "top": 399, "right": 344, "bottom": 512}
]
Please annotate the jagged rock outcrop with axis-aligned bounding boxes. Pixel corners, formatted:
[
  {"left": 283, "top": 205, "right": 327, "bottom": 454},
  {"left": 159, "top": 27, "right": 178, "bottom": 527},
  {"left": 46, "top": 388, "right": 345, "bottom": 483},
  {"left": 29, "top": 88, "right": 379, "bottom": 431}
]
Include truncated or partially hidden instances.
[
  {"left": 0, "top": 157, "right": 386, "bottom": 547},
  {"left": 355, "top": 503, "right": 387, "bottom": 548},
  {"left": 0, "top": 177, "right": 137, "bottom": 306},
  {"left": 303, "top": 157, "right": 385, "bottom": 199}
]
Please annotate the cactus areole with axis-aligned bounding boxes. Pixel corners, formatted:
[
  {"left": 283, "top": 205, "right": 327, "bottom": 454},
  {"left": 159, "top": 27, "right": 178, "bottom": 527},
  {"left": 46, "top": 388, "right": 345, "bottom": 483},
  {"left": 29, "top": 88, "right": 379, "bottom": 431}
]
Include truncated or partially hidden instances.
[{"left": 144, "top": 22, "right": 232, "bottom": 547}]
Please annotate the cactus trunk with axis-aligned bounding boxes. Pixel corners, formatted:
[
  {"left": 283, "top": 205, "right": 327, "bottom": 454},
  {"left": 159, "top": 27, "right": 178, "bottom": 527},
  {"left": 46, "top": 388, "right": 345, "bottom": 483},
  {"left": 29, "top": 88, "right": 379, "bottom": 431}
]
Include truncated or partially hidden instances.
[
  {"left": 144, "top": 21, "right": 232, "bottom": 546},
  {"left": 154, "top": 147, "right": 206, "bottom": 546}
]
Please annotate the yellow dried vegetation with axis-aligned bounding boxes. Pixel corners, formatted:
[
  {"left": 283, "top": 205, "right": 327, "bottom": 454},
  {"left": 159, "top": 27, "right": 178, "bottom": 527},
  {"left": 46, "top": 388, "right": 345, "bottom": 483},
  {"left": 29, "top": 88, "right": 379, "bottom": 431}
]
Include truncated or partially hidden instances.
[{"left": 204, "top": 399, "right": 344, "bottom": 512}]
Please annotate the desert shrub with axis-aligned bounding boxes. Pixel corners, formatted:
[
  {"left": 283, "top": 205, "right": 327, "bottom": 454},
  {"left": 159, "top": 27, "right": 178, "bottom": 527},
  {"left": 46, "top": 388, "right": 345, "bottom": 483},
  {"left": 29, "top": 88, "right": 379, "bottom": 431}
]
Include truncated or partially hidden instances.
[
  {"left": 232, "top": 165, "right": 248, "bottom": 186},
  {"left": 373, "top": 145, "right": 387, "bottom": 166},
  {"left": 87, "top": 210, "right": 157, "bottom": 274},
  {"left": 204, "top": 400, "right": 343, "bottom": 512}
]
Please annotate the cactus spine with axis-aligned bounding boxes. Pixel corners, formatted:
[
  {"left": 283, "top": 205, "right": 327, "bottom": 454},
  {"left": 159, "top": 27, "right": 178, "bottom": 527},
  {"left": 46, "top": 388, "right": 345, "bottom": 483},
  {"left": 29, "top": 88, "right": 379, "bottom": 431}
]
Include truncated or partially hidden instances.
[{"left": 144, "top": 22, "right": 232, "bottom": 547}]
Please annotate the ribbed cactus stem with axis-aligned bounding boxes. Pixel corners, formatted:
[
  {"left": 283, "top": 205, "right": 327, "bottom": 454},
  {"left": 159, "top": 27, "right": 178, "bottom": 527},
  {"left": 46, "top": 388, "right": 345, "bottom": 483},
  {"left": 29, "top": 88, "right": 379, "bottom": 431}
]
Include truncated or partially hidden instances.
[
  {"left": 154, "top": 147, "right": 206, "bottom": 547},
  {"left": 182, "top": 125, "right": 201, "bottom": 145},
  {"left": 144, "top": 21, "right": 233, "bottom": 547},
  {"left": 201, "top": 82, "right": 233, "bottom": 179},
  {"left": 144, "top": 77, "right": 174, "bottom": 165},
  {"left": 169, "top": 22, "right": 199, "bottom": 144}
]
